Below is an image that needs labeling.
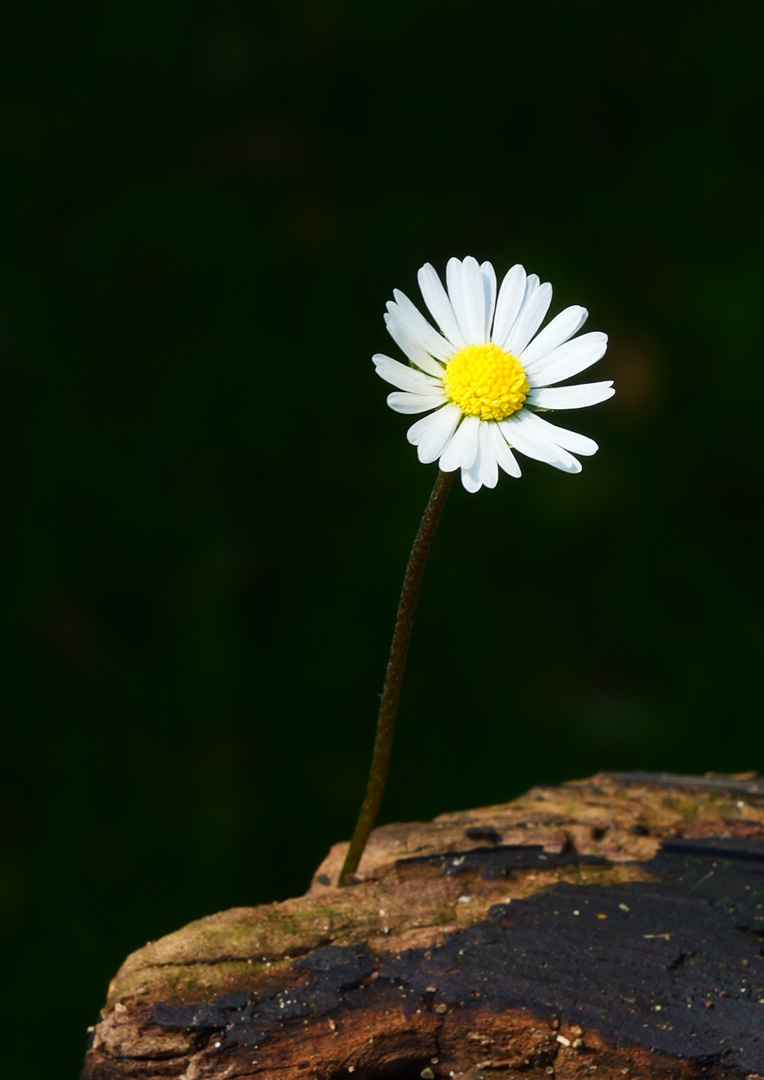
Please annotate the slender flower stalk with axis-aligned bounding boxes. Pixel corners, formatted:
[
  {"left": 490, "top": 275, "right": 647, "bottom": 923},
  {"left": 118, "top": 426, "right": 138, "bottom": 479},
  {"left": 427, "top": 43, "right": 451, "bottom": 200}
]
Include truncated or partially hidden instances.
[{"left": 338, "top": 469, "right": 455, "bottom": 886}]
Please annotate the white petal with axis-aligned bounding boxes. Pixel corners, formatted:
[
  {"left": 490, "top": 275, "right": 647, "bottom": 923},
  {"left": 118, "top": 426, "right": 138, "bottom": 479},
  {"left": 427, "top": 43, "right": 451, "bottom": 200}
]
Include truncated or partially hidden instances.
[
  {"left": 472, "top": 421, "right": 499, "bottom": 489},
  {"left": 446, "top": 256, "right": 487, "bottom": 344},
  {"left": 517, "top": 409, "right": 598, "bottom": 455},
  {"left": 410, "top": 352, "right": 447, "bottom": 379},
  {"left": 387, "top": 391, "right": 447, "bottom": 414},
  {"left": 408, "top": 352, "right": 445, "bottom": 382},
  {"left": 491, "top": 264, "right": 526, "bottom": 346},
  {"left": 519, "top": 273, "right": 541, "bottom": 316},
  {"left": 462, "top": 426, "right": 492, "bottom": 493},
  {"left": 372, "top": 354, "right": 443, "bottom": 393},
  {"left": 499, "top": 411, "right": 581, "bottom": 472},
  {"left": 504, "top": 281, "right": 553, "bottom": 356},
  {"left": 480, "top": 261, "right": 497, "bottom": 343},
  {"left": 439, "top": 415, "right": 480, "bottom": 472},
  {"left": 498, "top": 414, "right": 560, "bottom": 465},
  {"left": 460, "top": 466, "right": 483, "bottom": 493},
  {"left": 527, "top": 382, "right": 615, "bottom": 410},
  {"left": 417, "top": 263, "right": 467, "bottom": 348},
  {"left": 406, "top": 404, "right": 462, "bottom": 463},
  {"left": 526, "top": 332, "right": 608, "bottom": 387},
  {"left": 388, "top": 290, "right": 455, "bottom": 362},
  {"left": 384, "top": 311, "right": 448, "bottom": 378},
  {"left": 520, "top": 306, "right": 588, "bottom": 371},
  {"left": 384, "top": 311, "right": 445, "bottom": 376},
  {"left": 485, "top": 421, "right": 522, "bottom": 477},
  {"left": 546, "top": 452, "right": 582, "bottom": 474}
]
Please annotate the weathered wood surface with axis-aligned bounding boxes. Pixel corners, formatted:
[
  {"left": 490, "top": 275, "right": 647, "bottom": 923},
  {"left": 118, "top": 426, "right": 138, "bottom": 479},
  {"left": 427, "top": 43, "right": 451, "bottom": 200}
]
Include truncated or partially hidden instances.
[{"left": 82, "top": 771, "right": 764, "bottom": 1080}]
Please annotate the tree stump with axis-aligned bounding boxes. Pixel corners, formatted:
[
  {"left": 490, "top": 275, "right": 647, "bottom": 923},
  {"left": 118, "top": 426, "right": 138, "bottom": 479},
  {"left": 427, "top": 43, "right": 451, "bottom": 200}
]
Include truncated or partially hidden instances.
[{"left": 81, "top": 771, "right": 764, "bottom": 1080}]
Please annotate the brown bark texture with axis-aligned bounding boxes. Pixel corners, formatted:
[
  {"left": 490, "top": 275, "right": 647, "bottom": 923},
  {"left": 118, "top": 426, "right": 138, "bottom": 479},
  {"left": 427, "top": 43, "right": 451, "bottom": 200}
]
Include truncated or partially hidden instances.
[{"left": 81, "top": 771, "right": 764, "bottom": 1080}]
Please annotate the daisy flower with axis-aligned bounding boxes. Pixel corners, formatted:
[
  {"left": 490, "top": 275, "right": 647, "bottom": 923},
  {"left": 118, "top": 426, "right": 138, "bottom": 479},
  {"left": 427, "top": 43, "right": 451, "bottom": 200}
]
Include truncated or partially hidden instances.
[{"left": 373, "top": 256, "right": 614, "bottom": 492}]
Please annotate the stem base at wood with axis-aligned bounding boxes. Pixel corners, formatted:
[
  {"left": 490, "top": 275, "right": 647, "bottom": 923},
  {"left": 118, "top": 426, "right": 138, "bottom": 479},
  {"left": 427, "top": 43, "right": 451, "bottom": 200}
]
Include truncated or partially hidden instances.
[{"left": 82, "top": 770, "right": 764, "bottom": 1080}]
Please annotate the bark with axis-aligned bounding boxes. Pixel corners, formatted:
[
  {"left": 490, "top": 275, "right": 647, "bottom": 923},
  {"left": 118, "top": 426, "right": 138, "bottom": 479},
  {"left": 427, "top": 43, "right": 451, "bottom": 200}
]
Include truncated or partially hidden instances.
[{"left": 82, "top": 771, "right": 764, "bottom": 1080}]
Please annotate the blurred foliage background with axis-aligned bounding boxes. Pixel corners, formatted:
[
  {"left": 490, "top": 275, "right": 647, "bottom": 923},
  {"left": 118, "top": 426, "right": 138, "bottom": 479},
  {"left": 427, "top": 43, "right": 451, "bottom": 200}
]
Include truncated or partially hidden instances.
[{"left": 2, "top": 1, "right": 764, "bottom": 1076}]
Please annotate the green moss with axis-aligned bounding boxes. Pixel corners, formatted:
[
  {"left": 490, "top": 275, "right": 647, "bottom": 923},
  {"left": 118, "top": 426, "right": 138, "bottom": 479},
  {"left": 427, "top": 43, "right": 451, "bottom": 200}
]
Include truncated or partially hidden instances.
[
  {"left": 432, "top": 903, "right": 457, "bottom": 926},
  {"left": 111, "top": 958, "right": 280, "bottom": 1005}
]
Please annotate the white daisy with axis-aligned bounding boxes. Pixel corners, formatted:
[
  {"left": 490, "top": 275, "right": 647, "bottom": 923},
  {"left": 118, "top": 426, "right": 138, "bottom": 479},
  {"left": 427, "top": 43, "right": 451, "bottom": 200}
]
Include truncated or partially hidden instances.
[{"left": 373, "top": 256, "right": 614, "bottom": 493}]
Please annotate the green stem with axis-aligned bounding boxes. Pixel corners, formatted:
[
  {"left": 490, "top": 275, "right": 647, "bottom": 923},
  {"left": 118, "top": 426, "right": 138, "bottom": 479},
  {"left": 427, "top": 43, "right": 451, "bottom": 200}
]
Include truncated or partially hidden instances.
[{"left": 338, "top": 468, "right": 456, "bottom": 886}]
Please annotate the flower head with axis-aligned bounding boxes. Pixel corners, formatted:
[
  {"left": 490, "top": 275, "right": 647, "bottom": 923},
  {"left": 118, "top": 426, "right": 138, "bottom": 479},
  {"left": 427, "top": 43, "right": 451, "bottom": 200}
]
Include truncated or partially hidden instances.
[{"left": 373, "top": 256, "right": 614, "bottom": 492}]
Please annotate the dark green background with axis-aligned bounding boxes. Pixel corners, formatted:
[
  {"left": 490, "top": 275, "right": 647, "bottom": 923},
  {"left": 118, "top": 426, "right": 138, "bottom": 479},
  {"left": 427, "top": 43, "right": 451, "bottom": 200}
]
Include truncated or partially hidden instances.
[{"left": 2, "top": 2, "right": 763, "bottom": 1077}]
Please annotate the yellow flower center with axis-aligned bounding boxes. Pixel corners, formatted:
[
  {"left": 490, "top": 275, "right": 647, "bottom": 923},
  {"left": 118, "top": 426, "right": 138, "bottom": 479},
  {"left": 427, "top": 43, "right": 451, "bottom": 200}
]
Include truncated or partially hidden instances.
[{"left": 443, "top": 343, "right": 529, "bottom": 421}]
